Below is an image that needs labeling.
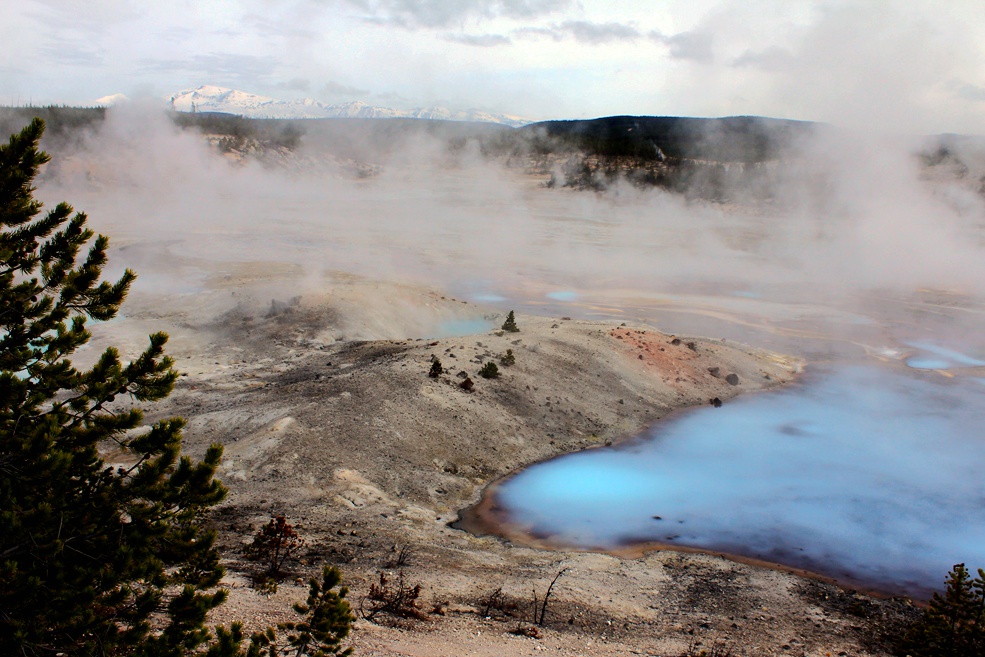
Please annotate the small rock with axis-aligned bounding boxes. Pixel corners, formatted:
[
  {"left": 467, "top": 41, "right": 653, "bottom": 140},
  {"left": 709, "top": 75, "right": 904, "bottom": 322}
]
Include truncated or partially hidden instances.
[
  {"left": 726, "top": 373, "right": 740, "bottom": 385},
  {"left": 708, "top": 366, "right": 721, "bottom": 377},
  {"left": 710, "top": 398, "right": 722, "bottom": 408}
]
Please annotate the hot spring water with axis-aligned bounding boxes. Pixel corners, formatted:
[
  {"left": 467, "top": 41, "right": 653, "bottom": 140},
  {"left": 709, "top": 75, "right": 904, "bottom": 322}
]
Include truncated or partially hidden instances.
[{"left": 482, "top": 364, "right": 985, "bottom": 596}]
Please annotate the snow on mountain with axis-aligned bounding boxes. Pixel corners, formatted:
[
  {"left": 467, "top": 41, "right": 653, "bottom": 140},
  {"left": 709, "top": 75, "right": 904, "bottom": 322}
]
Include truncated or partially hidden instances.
[
  {"left": 167, "top": 86, "right": 529, "bottom": 127},
  {"left": 95, "top": 93, "right": 129, "bottom": 106}
]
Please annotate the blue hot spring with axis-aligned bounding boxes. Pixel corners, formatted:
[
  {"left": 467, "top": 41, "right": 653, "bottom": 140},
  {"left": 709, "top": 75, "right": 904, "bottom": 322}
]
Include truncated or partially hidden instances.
[{"left": 488, "top": 365, "right": 985, "bottom": 596}]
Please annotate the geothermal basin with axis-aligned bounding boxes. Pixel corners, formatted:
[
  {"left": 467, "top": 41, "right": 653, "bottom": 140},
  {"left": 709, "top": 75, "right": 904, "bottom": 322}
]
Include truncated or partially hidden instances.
[{"left": 460, "top": 291, "right": 985, "bottom": 599}]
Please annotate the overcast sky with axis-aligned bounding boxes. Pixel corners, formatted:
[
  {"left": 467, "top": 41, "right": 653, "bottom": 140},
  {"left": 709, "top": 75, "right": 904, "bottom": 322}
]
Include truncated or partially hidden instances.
[{"left": 4, "top": 0, "right": 985, "bottom": 133}]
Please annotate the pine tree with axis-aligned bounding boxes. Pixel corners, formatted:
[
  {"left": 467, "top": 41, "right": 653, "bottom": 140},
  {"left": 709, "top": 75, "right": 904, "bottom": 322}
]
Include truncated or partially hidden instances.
[
  {"left": 901, "top": 563, "right": 985, "bottom": 656},
  {"left": 478, "top": 361, "right": 499, "bottom": 379},
  {"left": 501, "top": 310, "right": 519, "bottom": 333},
  {"left": 248, "top": 566, "right": 354, "bottom": 657},
  {"left": 0, "top": 119, "right": 230, "bottom": 656}
]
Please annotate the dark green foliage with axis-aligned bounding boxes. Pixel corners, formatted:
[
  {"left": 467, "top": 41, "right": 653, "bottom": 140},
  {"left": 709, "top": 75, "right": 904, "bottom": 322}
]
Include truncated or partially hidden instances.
[
  {"left": 247, "top": 566, "right": 354, "bottom": 657},
  {"left": 0, "top": 106, "right": 106, "bottom": 152},
  {"left": 244, "top": 516, "right": 307, "bottom": 594},
  {"left": 0, "top": 119, "right": 229, "bottom": 656},
  {"left": 900, "top": 563, "right": 985, "bottom": 656},
  {"left": 478, "top": 361, "right": 499, "bottom": 379},
  {"left": 428, "top": 358, "right": 443, "bottom": 378},
  {"left": 169, "top": 113, "right": 305, "bottom": 152},
  {"left": 501, "top": 310, "right": 519, "bottom": 333},
  {"left": 518, "top": 115, "right": 814, "bottom": 163},
  {"left": 500, "top": 349, "right": 515, "bottom": 367}
]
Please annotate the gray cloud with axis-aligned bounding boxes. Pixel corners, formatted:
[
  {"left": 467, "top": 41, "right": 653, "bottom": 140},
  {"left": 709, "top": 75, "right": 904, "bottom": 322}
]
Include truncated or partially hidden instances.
[
  {"left": 343, "top": 0, "right": 573, "bottom": 28},
  {"left": 954, "top": 82, "right": 985, "bottom": 103},
  {"left": 373, "top": 91, "right": 409, "bottom": 103},
  {"left": 243, "top": 14, "right": 319, "bottom": 40},
  {"left": 649, "top": 30, "right": 713, "bottom": 63},
  {"left": 322, "top": 80, "right": 371, "bottom": 96},
  {"left": 39, "top": 43, "right": 104, "bottom": 67},
  {"left": 732, "top": 46, "right": 794, "bottom": 72},
  {"left": 515, "top": 21, "right": 641, "bottom": 44},
  {"left": 141, "top": 53, "right": 277, "bottom": 86},
  {"left": 277, "top": 78, "right": 312, "bottom": 92},
  {"left": 444, "top": 32, "right": 512, "bottom": 47},
  {"left": 557, "top": 20, "right": 640, "bottom": 44}
]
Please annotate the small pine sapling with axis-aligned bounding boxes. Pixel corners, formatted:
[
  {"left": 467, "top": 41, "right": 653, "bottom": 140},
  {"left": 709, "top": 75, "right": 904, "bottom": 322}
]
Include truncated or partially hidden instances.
[
  {"left": 479, "top": 361, "right": 500, "bottom": 379},
  {"left": 246, "top": 566, "right": 354, "bottom": 657},
  {"left": 502, "top": 310, "right": 520, "bottom": 332},
  {"left": 500, "top": 349, "right": 516, "bottom": 366}
]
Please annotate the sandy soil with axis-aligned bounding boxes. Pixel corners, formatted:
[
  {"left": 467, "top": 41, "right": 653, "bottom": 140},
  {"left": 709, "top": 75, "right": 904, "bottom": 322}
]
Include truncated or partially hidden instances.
[{"left": 94, "top": 264, "right": 919, "bottom": 657}]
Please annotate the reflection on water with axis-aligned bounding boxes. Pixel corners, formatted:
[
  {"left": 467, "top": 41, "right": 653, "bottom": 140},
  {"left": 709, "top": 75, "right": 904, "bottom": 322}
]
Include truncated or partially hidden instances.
[
  {"left": 492, "top": 365, "right": 985, "bottom": 596},
  {"left": 905, "top": 341, "right": 985, "bottom": 370}
]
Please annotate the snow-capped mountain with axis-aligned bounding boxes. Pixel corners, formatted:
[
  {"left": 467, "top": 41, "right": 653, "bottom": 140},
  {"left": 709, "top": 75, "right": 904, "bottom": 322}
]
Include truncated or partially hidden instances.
[
  {"left": 167, "top": 86, "right": 529, "bottom": 127},
  {"left": 95, "top": 93, "right": 129, "bottom": 106}
]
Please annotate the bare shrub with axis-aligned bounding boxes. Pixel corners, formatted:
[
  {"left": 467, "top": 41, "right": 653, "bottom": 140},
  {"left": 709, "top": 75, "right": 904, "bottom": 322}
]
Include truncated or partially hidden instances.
[
  {"left": 478, "top": 587, "right": 521, "bottom": 620},
  {"left": 382, "top": 544, "right": 415, "bottom": 569},
  {"left": 360, "top": 571, "right": 425, "bottom": 622},
  {"left": 244, "top": 516, "right": 307, "bottom": 593}
]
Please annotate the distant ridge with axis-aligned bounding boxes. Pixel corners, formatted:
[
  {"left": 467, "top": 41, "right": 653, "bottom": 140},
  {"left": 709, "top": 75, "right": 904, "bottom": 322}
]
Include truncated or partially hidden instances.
[
  {"left": 167, "top": 85, "right": 531, "bottom": 127},
  {"left": 522, "top": 115, "right": 818, "bottom": 162}
]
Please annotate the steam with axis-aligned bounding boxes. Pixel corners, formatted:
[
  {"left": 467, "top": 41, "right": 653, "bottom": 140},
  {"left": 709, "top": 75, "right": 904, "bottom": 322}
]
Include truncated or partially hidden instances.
[{"left": 34, "top": 104, "right": 985, "bottom": 317}]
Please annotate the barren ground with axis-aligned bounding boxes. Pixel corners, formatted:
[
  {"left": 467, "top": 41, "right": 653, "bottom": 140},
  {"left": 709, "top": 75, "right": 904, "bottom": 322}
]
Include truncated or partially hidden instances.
[{"left": 92, "top": 264, "right": 920, "bottom": 657}]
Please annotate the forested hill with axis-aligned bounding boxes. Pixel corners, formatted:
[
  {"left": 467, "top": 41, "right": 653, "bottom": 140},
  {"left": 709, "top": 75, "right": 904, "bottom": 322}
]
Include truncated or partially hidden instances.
[{"left": 520, "top": 115, "right": 818, "bottom": 163}]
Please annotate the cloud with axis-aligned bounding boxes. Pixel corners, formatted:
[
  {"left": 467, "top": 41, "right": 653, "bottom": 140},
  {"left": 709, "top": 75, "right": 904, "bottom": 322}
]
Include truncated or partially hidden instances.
[
  {"left": 276, "top": 78, "right": 312, "bottom": 92},
  {"left": 39, "top": 43, "right": 104, "bottom": 67},
  {"left": 732, "top": 46, "right": 794, "bottom": 72},
  {"left": 373, "top": 90, "right": 410, "bottom": 103},
  {"left": 954, "top": 82, "right": 985, "bottom": 103},
  {"left": 342, "top": 0, "right": 573, "bottom": 28},
  {"left": 322, "top": 80, "right": 371, "bottom": 96},
  {"left": 243, "top": 13, "right": 319, "bottom": 40},
  {"left": 556, "top": 20, "right": 641, "bottom": 44},
  {"left": 444, "top": 33, "right": 512, "bottom": 47},
  {"left": 141, "top": 53, "right": 277, "bottom": 81},
  {"left": 515, "top": 21, "right": 642, "bottom": 44},
  {"left": 649, "top": 30, "right": 714, "bottom": 64}
]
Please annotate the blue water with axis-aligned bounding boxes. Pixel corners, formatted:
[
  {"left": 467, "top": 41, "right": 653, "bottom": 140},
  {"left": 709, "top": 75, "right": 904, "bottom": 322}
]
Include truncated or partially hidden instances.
[
  {"left": 493, "top": 366, "right": 985, "bottom": 595},
  {"left": 433, "top": 318, "right": 495, "bottom": 337},
  {"left": 905, "top": 341, "right": 985, "bottom": 370},
  {"left": 546, "top": 290, "right": 579, "bottom": 301},
  {"left": 471, "top": 293, "right": 508, "bottom": 303}
]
